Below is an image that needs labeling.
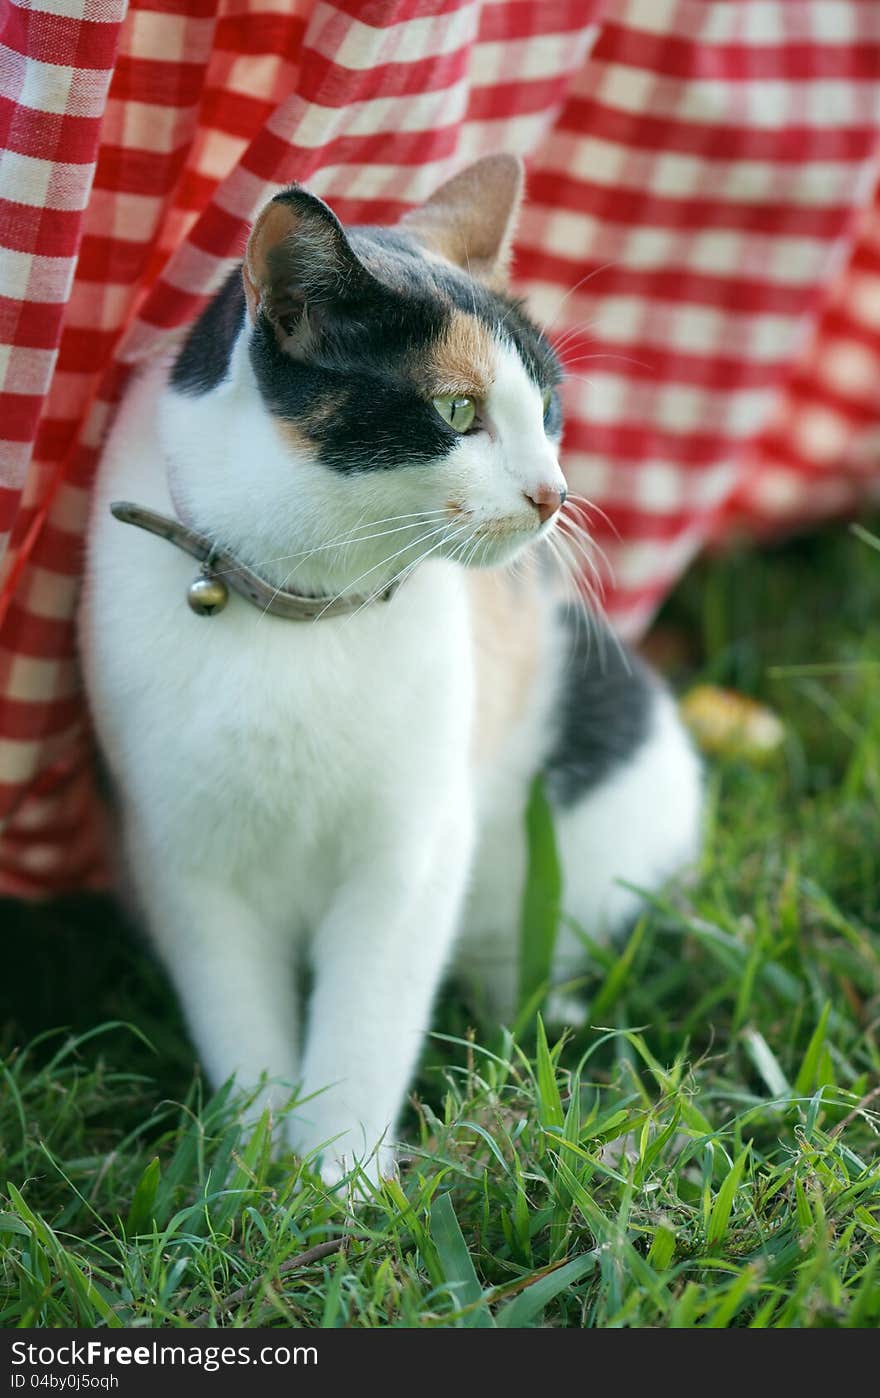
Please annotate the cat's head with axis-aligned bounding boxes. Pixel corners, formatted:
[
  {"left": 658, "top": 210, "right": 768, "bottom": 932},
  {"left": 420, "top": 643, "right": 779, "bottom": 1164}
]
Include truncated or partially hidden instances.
[{"left": 171, "top": 157, "right": 567, "bottom": 595}]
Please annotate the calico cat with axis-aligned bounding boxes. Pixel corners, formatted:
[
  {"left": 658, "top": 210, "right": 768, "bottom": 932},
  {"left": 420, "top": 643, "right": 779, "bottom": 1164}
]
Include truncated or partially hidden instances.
[{"left": 79, "top": 155, "right": 702, "bottom": 1186}]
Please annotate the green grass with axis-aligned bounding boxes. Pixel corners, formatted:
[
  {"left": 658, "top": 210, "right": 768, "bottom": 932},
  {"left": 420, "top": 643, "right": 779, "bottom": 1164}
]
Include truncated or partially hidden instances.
[{"left": 2, "top": 524, "right": 879, "bottom": 1328}]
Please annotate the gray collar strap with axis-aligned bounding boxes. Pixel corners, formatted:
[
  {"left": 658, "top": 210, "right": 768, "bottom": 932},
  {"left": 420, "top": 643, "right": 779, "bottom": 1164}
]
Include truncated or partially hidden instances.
[{"left": 110, "top": 501, "right": 399, "bottom": 620}]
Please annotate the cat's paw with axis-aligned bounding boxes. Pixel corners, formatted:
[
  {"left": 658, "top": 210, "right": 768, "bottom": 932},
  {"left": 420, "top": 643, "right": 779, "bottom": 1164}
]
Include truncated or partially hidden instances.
[
  {"left": 316, "top": 1144, "right": 397, "bottom": 1197},
  {"left": 286, "top": 1117, "right": 396, "bottom": 1201}
]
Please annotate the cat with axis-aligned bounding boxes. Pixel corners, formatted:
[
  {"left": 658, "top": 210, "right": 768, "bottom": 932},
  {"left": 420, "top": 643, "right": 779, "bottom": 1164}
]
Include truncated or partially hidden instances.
[{"left": 78, "top": 155, "right": 702, "bottom": 1187}]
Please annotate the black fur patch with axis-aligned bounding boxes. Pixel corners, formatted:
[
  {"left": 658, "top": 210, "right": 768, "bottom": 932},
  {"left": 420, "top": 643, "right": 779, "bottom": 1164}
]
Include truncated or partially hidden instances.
[
  {"left": 543, "top": 614, "right": 656, "bottom": 807},
  {"left": 171, "top": 267, "right": 247, "bottom": 395}
]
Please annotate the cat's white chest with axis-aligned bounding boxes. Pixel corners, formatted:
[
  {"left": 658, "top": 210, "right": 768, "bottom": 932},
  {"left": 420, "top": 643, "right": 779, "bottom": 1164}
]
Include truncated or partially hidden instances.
[
  {"left": 179, "top": 587, "right": 466, "bottom": 840},
  {"left": 82, "top": 357, "right": 471, "bottom": 848},
  {"left": 83, "top": 446, "right": 472, "bottom": 932}
]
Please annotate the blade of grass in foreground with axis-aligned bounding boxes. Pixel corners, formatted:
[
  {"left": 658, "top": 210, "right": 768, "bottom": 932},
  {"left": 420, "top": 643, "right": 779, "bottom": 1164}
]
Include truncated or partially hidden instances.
[
  {"left": 430, "top": 1192, "right": 495, "bottom": 1327},
  {"left": 518, "top": 776, "right": 561, "bottom": 1015},
  {"left": 496, "top": 1252, "right": 598, "bottom": 1327}
]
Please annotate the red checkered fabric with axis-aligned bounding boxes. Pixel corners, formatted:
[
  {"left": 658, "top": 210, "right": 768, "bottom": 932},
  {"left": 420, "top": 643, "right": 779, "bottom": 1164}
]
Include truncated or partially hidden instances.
[{"left": 2, "top": 0, "right": 880, "bottom": 897}]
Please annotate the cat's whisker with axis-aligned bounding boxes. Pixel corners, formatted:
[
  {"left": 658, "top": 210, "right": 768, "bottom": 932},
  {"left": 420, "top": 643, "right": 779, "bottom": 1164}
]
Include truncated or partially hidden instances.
[
  {"left": 313, "top": 519, "right": 461, "bottom": 622},
  {"left": 544, "top": 533, "right": 590, "bottom": 630},
  {"left": 466, "top": 537, "right": 484, "bottom": 568},
  {"left": 345, "top": 519, "right": 477, "bottom": 621},
  {"left": 559, "top": 515, "right": 616, "bottom": 590},
  {"left": 447, "top": 522, "right": 479, "bottom": 566},
  {"left": 219, "top": 510, "right": 450, "bottom": 580},
  {"left": 445, "top": 529, "right": 476, "bottom": 568},
  {"left": 545, "top": 531, "right": 609, "bottom": 671},
  {"left": 459, "top": 536, "right": 483, "bottom": 570},
  {"left": 553, "top": 534, "right": 603, "bottom": 616},
  {"left": 558, "top": 503, "right": 619, "bottom": 589},
  {"left": 564, "top": 492, "right": 621, "bottom": 542},
  {"left": 552, "top": 525, "right": 630, "bottom": 675},
  {"left": 422, "top": 520, "right": 479, "bottom": 574},
  {"left": 253, "top": 517, "right": 450, "bottom": 622},
  {"left": 557, "top": 523, "right": 611, "bottom": 601},
  {"left": 551, "top": 520, "right": 607, "bottom": 601},
  {"left": 286, "top": 514, "right": 449, "bottom": 575},
  {"left": 255, "top": 521, "right": 449, "bottom": 625},
  {"left": 463, "top": 523, "right": 493, "bottom": 570}
]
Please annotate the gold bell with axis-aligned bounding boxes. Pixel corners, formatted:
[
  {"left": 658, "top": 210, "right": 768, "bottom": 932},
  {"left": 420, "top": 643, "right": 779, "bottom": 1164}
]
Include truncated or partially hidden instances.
[{"left": 187, "top": 571, "right": 229, "bottom": 616}]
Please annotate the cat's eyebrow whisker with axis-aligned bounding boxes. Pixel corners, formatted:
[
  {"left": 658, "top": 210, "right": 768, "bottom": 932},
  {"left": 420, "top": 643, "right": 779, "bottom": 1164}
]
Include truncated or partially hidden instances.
[
  {"left": 493, "top": 293, "right": 527, "bottom": 339},
  {"left": 559, "top": 351, "right": 653, "bottom": 373},
  {"left": 541, "top": 262, "right": 619, "bottom": 337},
  {"left": 560, "top": 373, "right": 598, "bottom": 390},
  {"left": 463, "top": 249, "right": 478, "bottom": 320},
  {"left": 551, "top": 319, "right": 601, "bottom": 354}
]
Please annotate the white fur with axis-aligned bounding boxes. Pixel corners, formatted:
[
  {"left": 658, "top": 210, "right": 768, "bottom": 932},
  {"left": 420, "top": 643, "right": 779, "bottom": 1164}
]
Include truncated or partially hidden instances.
[
  {"left": 458, "top": 687, "right": 703, "bottom": 1020},
  {"left": 79, "top": 325, "right": 702, "bottom": 1187}
]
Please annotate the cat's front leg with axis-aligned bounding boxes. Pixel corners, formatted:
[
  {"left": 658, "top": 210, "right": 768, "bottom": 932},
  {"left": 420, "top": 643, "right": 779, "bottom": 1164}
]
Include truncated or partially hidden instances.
[
  {"left": 133, "top": 855, "right": 301, "bottom": 1120},
  {"left": 289, "top": 812, "right": 474, "bottom": 1187}
]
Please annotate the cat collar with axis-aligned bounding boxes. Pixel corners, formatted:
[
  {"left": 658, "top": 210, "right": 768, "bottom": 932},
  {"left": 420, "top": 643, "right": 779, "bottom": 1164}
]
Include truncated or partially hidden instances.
[{"left": 109, "top": 501, "right": 399, "bottom": 620}]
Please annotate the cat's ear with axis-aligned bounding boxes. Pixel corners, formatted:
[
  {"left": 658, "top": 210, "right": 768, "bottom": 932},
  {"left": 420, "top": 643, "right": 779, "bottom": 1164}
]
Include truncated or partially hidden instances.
[
  {"left": 243, "top": 186, "right": 374, "bottom": 344},
  {"left": 399, "top": 154, "right": 524, "bottom": 290}
]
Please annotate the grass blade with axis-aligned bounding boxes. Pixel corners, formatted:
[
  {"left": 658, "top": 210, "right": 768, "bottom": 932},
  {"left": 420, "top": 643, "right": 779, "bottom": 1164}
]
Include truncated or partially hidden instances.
[
  {"left": 518, "top": 776, "right": 561, "bottom": 1013},
  {"left": 496, "top": 1252, "right": 597, "bottom": 1327},
  {"left": 707, "top": 1145, "right": 750, "bottom": 1249},
  {"left": 430, "top": 1192, "right": 494, "bottom": 1327}
]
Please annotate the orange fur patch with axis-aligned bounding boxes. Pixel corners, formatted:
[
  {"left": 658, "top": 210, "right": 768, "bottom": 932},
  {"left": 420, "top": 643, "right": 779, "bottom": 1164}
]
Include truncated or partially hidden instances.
[
  {"left": 468, "top": 557, "right": 543, "bottom": 764},
  {"left": 427, "top": 312, "right": 495, "bottom": 399},
  {"left": 275, "top": 418, "right": 320, "bottom": 455}
]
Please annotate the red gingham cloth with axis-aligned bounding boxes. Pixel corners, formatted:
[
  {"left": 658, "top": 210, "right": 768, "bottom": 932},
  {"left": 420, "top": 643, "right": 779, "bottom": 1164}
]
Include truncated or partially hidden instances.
[{"left": 2, "top": 0, "right": 880, "bottom": 897}]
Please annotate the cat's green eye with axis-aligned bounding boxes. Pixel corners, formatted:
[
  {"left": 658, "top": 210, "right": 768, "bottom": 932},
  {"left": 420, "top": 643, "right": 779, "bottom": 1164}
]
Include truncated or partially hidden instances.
[
  {"left": 433, "top": 395, "right": 476, "bottom": 433},
  {"left": 542, "top": 387, "right": 554, "bottom": 420}
]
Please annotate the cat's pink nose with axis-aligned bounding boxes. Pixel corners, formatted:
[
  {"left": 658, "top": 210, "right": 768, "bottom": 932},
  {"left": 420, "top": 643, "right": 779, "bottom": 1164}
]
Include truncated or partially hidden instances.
[{"left": 525, "top": 484, "right": 566, "bottom": 524}]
